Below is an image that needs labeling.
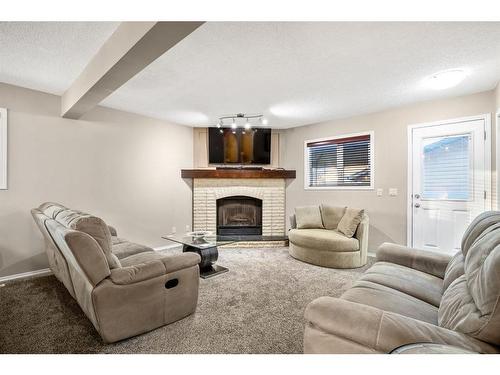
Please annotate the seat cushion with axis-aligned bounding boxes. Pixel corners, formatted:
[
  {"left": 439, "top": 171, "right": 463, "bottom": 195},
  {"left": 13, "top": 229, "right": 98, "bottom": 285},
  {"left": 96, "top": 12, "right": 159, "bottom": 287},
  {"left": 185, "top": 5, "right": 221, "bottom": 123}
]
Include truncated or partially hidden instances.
[
  {"left": 359, "top": 262, "right": 443, "bottom": 307},
  {"left": 320, "top": 205, "right": 346, "bottom": 230},
  {"left": 289, "top": 228, "right": 359, "bottom": 252},
  {"left": 112, "top": 238, "right": 154, "bottom": 259},
  {"left": 341, "top": 280, "right": 439, "bottom": 324},
  {"left": 119, "top": 251, "right": 165, "bottom": 267},
  {"left": 295, "top": 205, "right": 324, "bottom": 229}
]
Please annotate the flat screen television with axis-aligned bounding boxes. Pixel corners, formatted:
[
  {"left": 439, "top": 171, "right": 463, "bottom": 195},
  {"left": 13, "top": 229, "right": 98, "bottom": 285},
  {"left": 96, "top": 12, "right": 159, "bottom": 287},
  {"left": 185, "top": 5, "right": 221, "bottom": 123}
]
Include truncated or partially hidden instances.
[{"left": 208, "top": 127, "right": 272, "bottom": 164}]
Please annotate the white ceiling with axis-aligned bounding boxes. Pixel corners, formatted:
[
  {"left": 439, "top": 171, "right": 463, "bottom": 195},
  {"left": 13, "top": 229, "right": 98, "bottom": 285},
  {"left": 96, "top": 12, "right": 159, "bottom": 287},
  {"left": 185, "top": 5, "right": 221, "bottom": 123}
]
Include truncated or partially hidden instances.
[
  {"left": 1, "top": 22, "right": 500, "bottom": 128},
  {"left": 0, "top": 22, "right": 118, "bottom": 95}
]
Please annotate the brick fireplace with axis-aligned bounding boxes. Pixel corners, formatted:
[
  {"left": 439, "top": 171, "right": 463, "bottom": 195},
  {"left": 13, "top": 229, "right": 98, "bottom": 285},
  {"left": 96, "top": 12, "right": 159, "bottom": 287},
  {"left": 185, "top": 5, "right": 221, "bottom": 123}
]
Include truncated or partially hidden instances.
[{"left": 192, "top": 178, "right": 286, "bottom": 236}]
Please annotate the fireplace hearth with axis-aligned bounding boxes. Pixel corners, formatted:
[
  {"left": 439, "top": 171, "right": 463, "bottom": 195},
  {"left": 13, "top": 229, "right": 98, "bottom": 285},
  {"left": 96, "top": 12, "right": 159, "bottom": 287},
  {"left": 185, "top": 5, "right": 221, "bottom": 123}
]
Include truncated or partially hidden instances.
[{"left": 217, "top": 196, "right": 262, "bottom": 235}]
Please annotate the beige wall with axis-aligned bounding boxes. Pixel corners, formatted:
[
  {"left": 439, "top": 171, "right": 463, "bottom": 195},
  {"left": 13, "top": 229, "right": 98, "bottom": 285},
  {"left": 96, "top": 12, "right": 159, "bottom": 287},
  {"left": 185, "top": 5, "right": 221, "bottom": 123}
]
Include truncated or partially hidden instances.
[
  {"left": 282, "top": 90, "right": 496, "bottom": 251},
  {"left": 0, "top": 83, "right": 193, "bottom": 278},
  {"left": 193, "top": 128, "right": 285, "bottom": 168}
]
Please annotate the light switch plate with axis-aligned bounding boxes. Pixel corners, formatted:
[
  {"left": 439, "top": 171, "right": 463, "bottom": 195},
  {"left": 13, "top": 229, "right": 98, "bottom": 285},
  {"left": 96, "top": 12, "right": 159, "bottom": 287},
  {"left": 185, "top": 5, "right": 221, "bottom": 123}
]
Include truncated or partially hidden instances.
[
  {"left": 377, "top": 188, "right": 383, "bottom": 196},
  {"left": 389, "top": 188, "right": 398, "bottom": 196}
]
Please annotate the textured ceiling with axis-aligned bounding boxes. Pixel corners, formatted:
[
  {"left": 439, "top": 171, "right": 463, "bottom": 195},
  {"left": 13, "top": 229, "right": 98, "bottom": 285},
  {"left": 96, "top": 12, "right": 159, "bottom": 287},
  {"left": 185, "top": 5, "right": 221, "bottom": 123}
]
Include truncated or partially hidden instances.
[
  {"left": 2, "top": 22, "right": 500, "bottom": 128},
  {"left": 0, "top": 22, "right": 118, "bottom": 95}
]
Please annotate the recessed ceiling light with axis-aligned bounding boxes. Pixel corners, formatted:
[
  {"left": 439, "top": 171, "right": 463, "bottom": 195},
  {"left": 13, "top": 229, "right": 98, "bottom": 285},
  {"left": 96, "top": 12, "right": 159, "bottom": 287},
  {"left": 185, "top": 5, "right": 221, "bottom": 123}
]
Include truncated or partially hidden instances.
[{"left": 424, "top": 69, "right": 467, "bottom": 90}]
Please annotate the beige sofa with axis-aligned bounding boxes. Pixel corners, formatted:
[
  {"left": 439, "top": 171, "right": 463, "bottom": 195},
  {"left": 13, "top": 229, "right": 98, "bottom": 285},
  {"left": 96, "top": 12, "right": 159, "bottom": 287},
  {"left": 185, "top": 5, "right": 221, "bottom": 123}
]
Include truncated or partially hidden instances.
[
  {"left": 289, "top": 205, "right": 369, "bottom": 268},
  {"left": 303, "top": 211, "right": 500, "bottom": 354},
  {"left": 31, "top": 202, "right": 201, "bottom": 343}
]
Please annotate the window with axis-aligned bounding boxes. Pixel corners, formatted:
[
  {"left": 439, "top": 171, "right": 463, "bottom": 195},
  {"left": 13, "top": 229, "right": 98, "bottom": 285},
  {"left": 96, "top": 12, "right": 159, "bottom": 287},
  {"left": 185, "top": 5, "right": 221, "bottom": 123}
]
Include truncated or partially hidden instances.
[
  {"left": 0, "top": 108, "right": 6, "bottom": 190},
  {"left": 304, "top": 132, "right": 374, "bottom": 189},
  {"left": 421, "top": 134, "right": 471, "bottom": 200}
]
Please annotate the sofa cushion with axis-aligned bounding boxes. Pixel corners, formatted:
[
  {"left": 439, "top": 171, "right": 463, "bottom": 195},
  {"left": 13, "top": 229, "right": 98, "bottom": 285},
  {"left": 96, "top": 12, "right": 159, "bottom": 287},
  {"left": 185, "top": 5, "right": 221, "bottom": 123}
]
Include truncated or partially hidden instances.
[
  {"left": 119, "top": 251, "right": 166, "bottom": 267},
  {"left": 439, "top": 223, "right": 500, "bottom": 345},
  {"left": 55, "top": 209, "right": 120, "bottom": 269},
  {"left": 341, "top": 280, "right": 438, "bottom": 324},
  {"left": 443, "top": 251, "right": 465, "bottom": 291},
  {"left": 289, "top": 228, "right": 359, "bottom": 252},
  {"left": 461, "top": 211, "right": 500, "bottom": 257},
  {"left": 320, "top": 205, "right": 346, "bottom": 230},
  {"left": 359, "top": 261, "right": 443, "bottom": 307},
  {"left": 112, "top": 238, "right": 154, "bottom": 259},
  {"left": 39, "top": 202, "right": 68, "bottom": 219},
  {"left": 295, "top": 205, "right": 324, "bottom": 229},
  {"left": 337, "top": 208, "right": 364, "bottom": 237}
]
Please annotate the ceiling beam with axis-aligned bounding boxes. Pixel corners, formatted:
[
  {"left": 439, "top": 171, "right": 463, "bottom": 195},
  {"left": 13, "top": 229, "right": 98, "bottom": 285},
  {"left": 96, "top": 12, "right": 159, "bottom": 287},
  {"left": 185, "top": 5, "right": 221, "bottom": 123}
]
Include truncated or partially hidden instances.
[{"left": 61, "top": 21, "right": 204, "bottom": 119}]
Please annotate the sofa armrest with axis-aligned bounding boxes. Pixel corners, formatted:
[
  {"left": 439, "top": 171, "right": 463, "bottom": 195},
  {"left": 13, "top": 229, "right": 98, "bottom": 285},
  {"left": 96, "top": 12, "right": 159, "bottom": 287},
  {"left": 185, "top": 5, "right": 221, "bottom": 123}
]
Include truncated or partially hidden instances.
[
  {"left": 376, "top": 242, "right": 452, "bottom": 278},
  {"left": 304, "top": 297, "right": 498, "bottom": 354},
  {"left": 109, "top": 252, "right": 200, "bottom": 285},
  {"left": 108, "top": 225, "right": 117, "bottom": 236}
]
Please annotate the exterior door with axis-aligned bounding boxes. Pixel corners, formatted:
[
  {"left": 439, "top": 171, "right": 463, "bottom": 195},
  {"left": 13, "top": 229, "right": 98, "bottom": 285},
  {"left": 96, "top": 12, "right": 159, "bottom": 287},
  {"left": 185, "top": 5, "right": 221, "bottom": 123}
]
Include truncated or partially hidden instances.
[{"left": 410, "top": 118, "right": 488, "bottom": 253}]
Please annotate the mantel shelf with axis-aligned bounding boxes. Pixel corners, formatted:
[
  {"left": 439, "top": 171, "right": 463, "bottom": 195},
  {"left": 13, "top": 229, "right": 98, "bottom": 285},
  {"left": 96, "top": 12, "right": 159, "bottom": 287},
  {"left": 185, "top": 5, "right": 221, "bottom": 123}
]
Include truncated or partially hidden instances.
[{"left": 181, "top": 169, "right": 296, "bottom": 179}]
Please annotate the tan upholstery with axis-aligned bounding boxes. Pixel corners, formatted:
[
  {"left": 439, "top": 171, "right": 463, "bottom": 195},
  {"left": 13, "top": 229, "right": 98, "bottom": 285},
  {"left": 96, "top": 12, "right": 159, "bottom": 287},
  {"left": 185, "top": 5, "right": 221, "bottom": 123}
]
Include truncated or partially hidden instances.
[
  {"left": 289, "top": 207, "right": 369, "bottom": 268},
  {"left": 111, "top": 237, "right": 154, "bottom": 259},
  {"left": 337, "top": 208, "right": 364, "bottom": 237},
  {"left": 295, "top": 205, "right": 324, "bottom": 229},
  {"left": 303, "top": 211, "right": 500, "bottom": 354},
  {"left": 358, "top": 261, "right": 443, "bottom": 307},
  {"left": 289, "top": 229, "right": 359, "bottom": 252},
  {"left": 320, "top": 205, "right": 346, "bottom": 230},
  {"left": 32, "top": 202, "right": 201, "bottom": 343}
]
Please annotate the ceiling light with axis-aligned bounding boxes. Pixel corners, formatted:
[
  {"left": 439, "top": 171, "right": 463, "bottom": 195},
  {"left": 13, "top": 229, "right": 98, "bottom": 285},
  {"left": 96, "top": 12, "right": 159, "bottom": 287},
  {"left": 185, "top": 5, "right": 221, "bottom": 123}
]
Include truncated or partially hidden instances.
[
  {"left": 231, "top": 118, "right": 237, "bottom": 129},
  {"left": 217, "top": 119, "right": 222, "bottom": 128},
  {"left": 245, "top": 120, "right": 251, "bottom": 130},
  {"left": 424, "top": 69, "right": 467, "bottom": 90},
  {"left": 260, "top": 117, "right": 268, "bottom": 125}
]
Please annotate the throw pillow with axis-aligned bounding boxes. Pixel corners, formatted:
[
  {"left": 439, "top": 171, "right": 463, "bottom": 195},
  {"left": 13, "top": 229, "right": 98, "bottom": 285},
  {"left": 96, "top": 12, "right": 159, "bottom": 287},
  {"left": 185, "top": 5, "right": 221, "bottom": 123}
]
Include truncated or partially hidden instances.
[
  {"left": 320, "top": 204, "right": 347, "bottom": 230},
  {"left": 295, "top": 205, "right": 324, "bottom": 229},
  {"left": 337, "top": 208, "right": 365, "bottom": 237}
]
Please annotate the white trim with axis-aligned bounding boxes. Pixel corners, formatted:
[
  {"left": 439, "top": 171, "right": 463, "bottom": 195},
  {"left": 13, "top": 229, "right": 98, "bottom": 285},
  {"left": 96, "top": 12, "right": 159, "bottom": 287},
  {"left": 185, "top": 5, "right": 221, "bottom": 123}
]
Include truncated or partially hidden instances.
[
  {"left": 303, "top": 130, "right": 375, "bottom": 190},
  {"left": 0, "top": 108, "right": 7, "bottom": 190},
  {"left": 0, "top": 268, "right": 52, "bottom": 283},
  {"left": 496, "top": 109, "right": 500, "bottom": 210},
  {"left": 406, "top": 113, "right": 492, "bottom": 247}
]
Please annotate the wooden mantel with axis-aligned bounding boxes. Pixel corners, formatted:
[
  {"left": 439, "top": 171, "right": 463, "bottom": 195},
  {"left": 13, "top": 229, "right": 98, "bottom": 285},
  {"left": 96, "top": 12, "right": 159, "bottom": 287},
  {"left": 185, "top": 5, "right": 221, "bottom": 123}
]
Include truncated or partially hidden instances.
[{"left": 181, "top": 168, "right": 296, "bottom": 179}]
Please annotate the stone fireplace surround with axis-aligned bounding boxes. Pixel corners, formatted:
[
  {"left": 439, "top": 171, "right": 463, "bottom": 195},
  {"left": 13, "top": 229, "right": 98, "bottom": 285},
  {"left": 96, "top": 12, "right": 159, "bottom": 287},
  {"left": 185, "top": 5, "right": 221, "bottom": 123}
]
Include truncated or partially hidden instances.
[{"left": 193, "top": 178, "right": 286, "bottom": 236}]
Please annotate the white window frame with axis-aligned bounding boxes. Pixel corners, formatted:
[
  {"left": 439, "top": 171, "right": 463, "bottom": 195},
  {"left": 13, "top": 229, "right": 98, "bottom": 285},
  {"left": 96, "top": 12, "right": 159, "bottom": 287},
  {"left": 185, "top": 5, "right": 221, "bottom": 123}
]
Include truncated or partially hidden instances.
[
  {"left": 304, "top": 130, "right": 375, "bottom": 190},
  {"left": 0, "top": 108, "right": 6, "bottom": 190}
]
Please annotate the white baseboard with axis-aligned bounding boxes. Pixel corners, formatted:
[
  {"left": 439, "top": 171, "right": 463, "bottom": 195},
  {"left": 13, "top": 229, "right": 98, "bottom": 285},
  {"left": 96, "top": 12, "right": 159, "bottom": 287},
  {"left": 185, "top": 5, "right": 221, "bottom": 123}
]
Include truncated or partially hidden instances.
[{"left": 0, "top": 268, "right": 52, "bottom": 283}]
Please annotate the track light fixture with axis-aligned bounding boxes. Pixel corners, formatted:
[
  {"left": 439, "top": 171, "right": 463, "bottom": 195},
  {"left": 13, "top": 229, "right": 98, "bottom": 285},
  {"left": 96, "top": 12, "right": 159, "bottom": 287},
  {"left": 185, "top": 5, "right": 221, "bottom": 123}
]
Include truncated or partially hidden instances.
[{"left": 216, "top": 113, "right": 267, "bottom": 129}]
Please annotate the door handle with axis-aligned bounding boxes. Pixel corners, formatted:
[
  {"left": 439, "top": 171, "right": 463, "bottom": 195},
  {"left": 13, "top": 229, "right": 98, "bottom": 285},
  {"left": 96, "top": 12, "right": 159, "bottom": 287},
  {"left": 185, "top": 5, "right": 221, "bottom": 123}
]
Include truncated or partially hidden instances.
[
  {"left": 414, "top": 194, "right": 420, "bottom": 199},
  {"left": 414, "top": 203, "right": 421, "bottom": 208}
]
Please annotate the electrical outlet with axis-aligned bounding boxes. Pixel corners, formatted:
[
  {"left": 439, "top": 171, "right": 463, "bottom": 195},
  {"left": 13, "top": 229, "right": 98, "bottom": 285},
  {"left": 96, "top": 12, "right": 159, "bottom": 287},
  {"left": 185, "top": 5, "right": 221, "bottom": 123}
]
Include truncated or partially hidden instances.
[
  {"left": 377, "top": 188, "right": 383, "bottom": 197},
  {"left": 389, "top": 188, "right": 398, "bottom": 197},
  {"left": 185, "top": 224, "right": 191, "bottom": 232},
  {"left": 171, "top": 226, "right": 176, "bottom": 234}
]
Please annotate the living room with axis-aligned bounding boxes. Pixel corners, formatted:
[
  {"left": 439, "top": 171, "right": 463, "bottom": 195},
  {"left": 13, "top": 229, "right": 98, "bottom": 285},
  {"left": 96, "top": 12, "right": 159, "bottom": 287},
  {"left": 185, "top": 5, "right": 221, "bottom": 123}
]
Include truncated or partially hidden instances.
[{"left": 1, "top": 0, "right": 500, "bottom": 373}]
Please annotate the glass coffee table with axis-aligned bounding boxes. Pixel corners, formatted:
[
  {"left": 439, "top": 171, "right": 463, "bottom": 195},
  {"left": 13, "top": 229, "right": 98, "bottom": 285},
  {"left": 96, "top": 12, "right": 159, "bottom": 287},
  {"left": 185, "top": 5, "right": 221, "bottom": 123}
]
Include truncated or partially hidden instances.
[{"left": 162, "top": 234, "right": 288, "bottom": 279}]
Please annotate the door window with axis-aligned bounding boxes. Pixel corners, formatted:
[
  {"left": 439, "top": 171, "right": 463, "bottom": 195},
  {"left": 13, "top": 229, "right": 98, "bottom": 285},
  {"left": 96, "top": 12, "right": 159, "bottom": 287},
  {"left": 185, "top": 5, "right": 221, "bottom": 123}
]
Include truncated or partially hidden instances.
[{"left": 421, "top": 134, "right": 471, "bottom": 201}]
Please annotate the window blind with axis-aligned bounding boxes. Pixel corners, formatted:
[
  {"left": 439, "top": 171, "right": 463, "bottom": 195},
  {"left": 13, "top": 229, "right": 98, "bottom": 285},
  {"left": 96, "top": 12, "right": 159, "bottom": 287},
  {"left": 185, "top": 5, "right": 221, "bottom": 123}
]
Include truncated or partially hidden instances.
[
  {"left": 306, "top": 134, "right": 372, "bottom": 188},
  {"left": 421, "top": 135, "right": 471, "bottom": 200}
]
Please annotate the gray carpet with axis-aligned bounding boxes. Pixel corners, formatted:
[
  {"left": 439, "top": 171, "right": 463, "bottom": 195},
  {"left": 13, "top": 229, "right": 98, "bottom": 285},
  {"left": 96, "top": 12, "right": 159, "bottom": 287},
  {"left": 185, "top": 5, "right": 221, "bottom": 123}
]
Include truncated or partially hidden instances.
[{"left": 0, "top": 247, "right": 373, "bottom": 353}]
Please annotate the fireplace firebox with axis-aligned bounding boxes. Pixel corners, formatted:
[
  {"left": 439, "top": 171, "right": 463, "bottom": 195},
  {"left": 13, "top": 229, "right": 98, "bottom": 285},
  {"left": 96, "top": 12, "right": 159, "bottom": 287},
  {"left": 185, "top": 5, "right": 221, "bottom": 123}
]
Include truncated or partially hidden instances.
[{"left": 216, "top": 196, "right": 262, "bottom": 235}]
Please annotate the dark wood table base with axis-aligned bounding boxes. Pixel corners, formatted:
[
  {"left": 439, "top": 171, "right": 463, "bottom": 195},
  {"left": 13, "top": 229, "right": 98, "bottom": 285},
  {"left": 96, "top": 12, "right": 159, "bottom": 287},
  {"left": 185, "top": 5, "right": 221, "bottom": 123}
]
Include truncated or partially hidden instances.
[{"left": 183, "top": 244, "right": 228, "bottom": 279}]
